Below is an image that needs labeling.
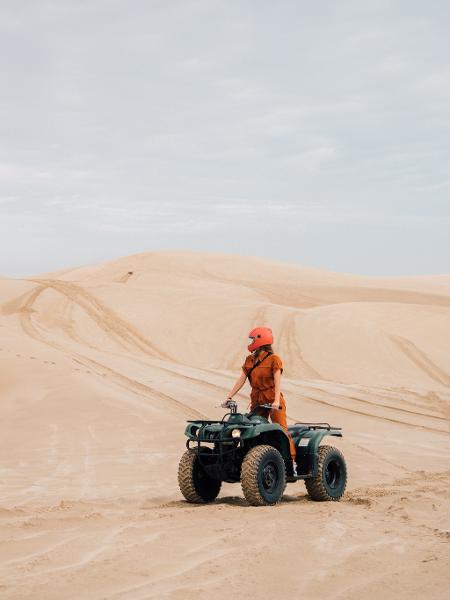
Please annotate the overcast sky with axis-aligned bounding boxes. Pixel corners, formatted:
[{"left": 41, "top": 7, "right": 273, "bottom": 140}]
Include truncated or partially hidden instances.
[{"left": 0, "top": 0, "right": 449, "bottom": 277}]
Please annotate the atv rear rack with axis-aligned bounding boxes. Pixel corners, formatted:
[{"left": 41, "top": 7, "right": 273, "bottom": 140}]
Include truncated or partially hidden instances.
[{"left": 294, "top": 422, "right": 342, "bottom": 431}]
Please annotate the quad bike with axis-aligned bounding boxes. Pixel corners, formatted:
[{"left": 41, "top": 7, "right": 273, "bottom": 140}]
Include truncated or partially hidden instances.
[{"left": 178, "top": 400, "right": 347, "bottom": 506}]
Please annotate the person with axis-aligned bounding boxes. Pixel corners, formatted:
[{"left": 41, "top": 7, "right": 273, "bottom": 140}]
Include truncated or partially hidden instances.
[{"left": 224, "top": 326, "right": 297, "bottom": 474}]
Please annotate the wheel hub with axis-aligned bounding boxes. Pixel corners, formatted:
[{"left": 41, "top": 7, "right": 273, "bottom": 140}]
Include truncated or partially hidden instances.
[
  {"left": 262, "top": 463, "right": 278, "bottom": 492},
  {"left": 325, "top": 459, "right": 341, "bottom": 489}
]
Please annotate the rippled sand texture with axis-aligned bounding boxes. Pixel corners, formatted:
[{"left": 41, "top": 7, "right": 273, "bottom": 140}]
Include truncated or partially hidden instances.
[{"left": 1, "top": 252, "right": 449, "bottom": 599}]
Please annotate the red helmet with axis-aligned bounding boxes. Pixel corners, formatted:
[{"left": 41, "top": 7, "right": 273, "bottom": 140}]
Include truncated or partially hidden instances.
[{"left": 248, "top": 327, "right": 273, "bottom": 353}]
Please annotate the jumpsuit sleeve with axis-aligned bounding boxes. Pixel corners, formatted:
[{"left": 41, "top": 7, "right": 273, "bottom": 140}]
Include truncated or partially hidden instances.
[
  {"left": 242, "top": 356, "right": 252, "bottom": 375},
  {"left": 271, "top": 355, "right": 283, "bottom": 374}
]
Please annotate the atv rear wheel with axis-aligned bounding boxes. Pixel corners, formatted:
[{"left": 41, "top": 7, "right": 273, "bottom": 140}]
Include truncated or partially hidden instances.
[
  {"left": 305, "top": 445, "right": 347, "bottom": 501},
  {"left": 178, "top": 448, "right": 221, "bottom": 503},
  {"left": 241, "top": 445, "right": 286, "bottom": 506}
]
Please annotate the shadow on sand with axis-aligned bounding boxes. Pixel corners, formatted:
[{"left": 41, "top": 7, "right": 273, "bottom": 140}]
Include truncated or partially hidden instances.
[{"left": 158, "top": 493, "right": 311, "bottom": 509}]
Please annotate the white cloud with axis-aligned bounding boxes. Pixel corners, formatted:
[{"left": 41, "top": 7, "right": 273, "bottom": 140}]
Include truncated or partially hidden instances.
[{"left": 0, "top": 162, "right": 50, "bottom": 182}]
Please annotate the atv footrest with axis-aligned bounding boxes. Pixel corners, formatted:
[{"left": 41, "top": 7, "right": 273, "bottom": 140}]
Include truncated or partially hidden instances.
[{"left": 286, "top": 472, "right": 313, "bottom": 482}]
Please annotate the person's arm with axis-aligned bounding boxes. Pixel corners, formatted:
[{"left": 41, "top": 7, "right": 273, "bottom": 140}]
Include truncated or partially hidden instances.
[
  {"left": 225, "top": 371, "right": 247, "bottom": 403},
  {"left": 272, "top": 369, "right": 282, "bottom": 410}
]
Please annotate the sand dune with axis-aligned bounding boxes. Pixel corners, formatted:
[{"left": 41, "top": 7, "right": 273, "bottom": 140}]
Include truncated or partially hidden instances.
[{"left": 0, "top": 251, "right": 449, "bottom": 599}]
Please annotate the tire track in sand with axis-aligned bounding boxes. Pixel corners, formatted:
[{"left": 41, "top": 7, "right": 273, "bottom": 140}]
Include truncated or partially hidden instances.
[
  {"left": 285, "top": 383, "right": 449, "bottom": 434},
  {"left": 303, "top": 382, "right": 449, "bottom": 422},
  {"left": 14, "top": 282, "right": 206, "bottom": 420},
  {"left": 390, "top": 334, "right": 450, "bottom": 388},
  {"left": 282, "top": 310, "right": 323, "bottom": 379},
  {"left": 72, "top": 356, "right": 206, "bottom": 420},
  {"left": 24, "top": 279, "right": 171, "bottom": 360}
]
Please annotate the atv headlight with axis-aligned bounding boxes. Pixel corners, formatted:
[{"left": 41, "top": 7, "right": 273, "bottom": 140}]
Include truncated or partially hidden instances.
[
  {"left": 192, "top": 426, "right": 200, "bottom": 437},
  {"left": 231, "top": 429, "right": 241, "bottom": 438}
]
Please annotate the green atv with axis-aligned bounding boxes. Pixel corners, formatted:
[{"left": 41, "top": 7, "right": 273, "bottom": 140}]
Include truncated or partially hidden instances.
[{"left": 178, "top": 400, "right": 347, "bottom": 506}]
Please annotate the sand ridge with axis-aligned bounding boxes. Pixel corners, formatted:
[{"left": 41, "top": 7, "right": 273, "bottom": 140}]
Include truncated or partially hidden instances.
[{"left": 0, "top": 251, "right": 449, "bottom": 599}]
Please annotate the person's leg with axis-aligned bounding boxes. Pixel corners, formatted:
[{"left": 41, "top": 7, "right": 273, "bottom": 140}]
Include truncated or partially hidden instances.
[{"left": 270, "top": 402, "right": 296, "bottom": 462}]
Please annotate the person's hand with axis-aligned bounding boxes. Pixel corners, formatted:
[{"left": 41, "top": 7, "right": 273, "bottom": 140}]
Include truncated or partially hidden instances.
[
  {"left": 271, "top": 402, "right": 280, "bottom": 411},
  {"left": 221, "top": 398, "right": 232, "bottom": 408}
]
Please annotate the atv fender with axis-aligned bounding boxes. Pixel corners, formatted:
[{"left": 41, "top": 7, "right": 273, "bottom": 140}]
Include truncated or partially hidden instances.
[
  {"left": 238, "top": 424, "right": 292, "bottom": 471},
  {"left": 296, "top": 430, "right": 342, "bottom": 477}
]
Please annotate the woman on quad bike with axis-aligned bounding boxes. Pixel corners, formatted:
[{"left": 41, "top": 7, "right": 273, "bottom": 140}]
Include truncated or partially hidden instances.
[{"left": 224, "top": 327, "right": 297, "bottom": 473}]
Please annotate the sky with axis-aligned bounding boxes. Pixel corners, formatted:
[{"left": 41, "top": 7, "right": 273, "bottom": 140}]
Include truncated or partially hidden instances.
[{"left": 0, "top": 0, "right": 449, "bottom": 277}]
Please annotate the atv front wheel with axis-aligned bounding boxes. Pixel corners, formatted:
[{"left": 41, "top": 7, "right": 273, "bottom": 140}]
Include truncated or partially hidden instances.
[
  {"left": 305, "top": 445, "right": 347, "bottom": 501},
  {"left": 178, "top": 448, "right": 221, "bottom": 503},
  {"left": 241, "top": 445, "right": 286, "bottom": 506}
]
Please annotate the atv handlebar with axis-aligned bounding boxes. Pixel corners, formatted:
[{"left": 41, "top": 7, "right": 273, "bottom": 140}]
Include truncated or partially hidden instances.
[{"left": 220, "top": 400, "right": 238, "bottom": 413}]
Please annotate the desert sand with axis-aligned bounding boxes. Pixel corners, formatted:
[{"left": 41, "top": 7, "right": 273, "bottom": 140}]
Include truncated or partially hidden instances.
[{"left": 0, "top": 251, "right": 449, "bottom": 599}]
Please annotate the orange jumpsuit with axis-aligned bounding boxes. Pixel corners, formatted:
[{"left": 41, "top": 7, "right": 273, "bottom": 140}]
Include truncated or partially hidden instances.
[{"left": 242, "top": 352, "right": 296, "bottom": 462}]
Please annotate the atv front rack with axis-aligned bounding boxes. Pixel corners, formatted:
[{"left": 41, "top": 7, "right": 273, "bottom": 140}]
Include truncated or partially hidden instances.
[{"left": 187, "top": 420, "right": 223, "bottom": 425}]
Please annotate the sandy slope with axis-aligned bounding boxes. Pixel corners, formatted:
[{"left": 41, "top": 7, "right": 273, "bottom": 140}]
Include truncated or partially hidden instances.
[{"left": 0, "top": 251, "right": 449, "bottom": 600}]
